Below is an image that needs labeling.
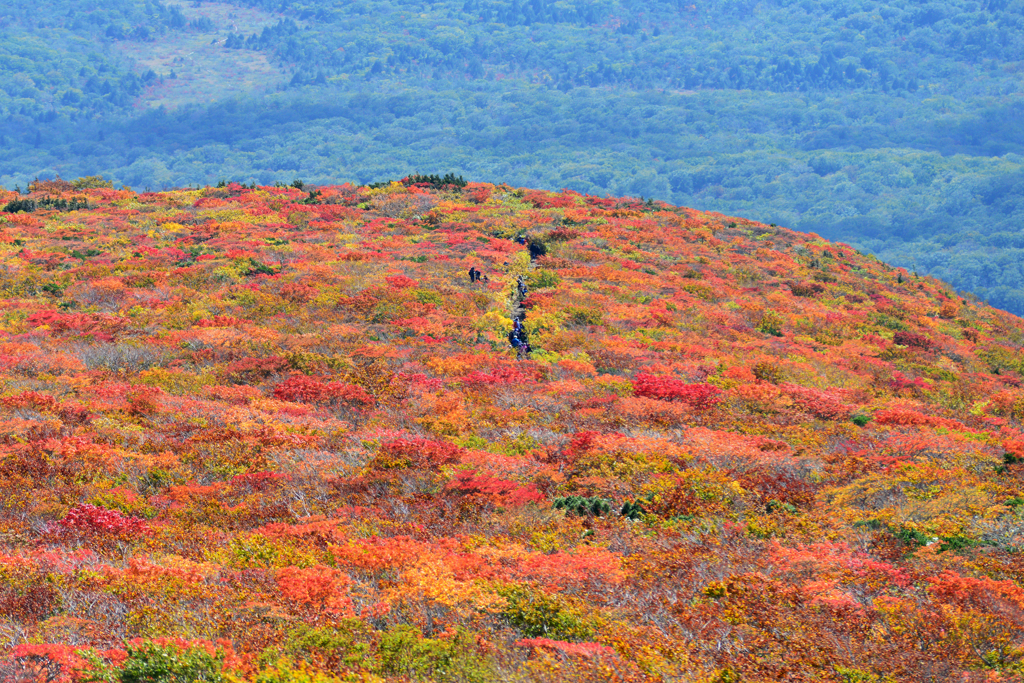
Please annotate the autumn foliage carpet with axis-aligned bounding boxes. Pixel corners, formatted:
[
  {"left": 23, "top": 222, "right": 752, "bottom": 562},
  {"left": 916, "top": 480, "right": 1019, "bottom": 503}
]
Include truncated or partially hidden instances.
[{"left": 2, "top": 178, "right": 1024, "bottom": 682}]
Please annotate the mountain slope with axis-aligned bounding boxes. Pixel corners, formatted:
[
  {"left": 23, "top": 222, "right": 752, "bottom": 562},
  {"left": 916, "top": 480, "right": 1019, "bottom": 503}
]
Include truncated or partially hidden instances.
[{"left": 2, "top": 180, "right": 1024, "bottom": 680}]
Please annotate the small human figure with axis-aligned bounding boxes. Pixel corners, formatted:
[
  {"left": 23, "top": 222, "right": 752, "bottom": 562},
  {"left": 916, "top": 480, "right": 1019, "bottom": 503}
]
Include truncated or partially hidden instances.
[
  {"left": 514, "top": 324, "right": 529, "bottom": 347},
  {"left": 517, "top": 341, "right": 532, "bottom": 360},
  {"left": 468, "top": 267, "right": 477, "bottom": 282}
]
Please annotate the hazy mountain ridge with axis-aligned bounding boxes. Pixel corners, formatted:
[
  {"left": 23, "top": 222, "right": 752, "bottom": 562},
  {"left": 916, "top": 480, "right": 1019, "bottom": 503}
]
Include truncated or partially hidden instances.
[{"left": 2, "top": 0, "right": 1024, "bottom": 314}]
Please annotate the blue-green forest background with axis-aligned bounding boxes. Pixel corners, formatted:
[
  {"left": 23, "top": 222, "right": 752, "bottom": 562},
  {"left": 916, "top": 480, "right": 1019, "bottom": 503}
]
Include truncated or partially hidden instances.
[{"left": 3, "top": 0, "right": 1024, "bottom": 313}]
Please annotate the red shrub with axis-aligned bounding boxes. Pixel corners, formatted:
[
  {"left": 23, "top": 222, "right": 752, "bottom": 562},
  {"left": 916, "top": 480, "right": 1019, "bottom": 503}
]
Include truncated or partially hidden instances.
[
  {"left": 889, "top": 371, "right": 932, "bottom": 393},
  {"left": 873, "top": 409, "right": 961, "bottom": 430},
  {"left": 385, "top": 274, "right": 417, "bottom": 289},
  {"left": 373, "top": 437, "right": 464, "bottom": 470},
  {"left": 928, "top": 570, "right": 1024, "bottom": 613},
  {"left": 230, "top": 471, "right": 291, "bottom": 492},
  {"left": 276, "top": 565, "right": 355, "bottom": 616},
  {"left": 127, "top": 387, "right": 163, "bottom": 416},
  {"left": 273, "top": 374, "right": 374, "bottom": 407},
  {"left": 48, "top": 503, "right": 149, "bottom": 538},
  {"left": 523, "top": 190, "right": 581, "bottom": 209},
  {"left": 446, "top": 469, "right": 545, "bottom": 506},
  {"left": 515, "top": 638, "right": 615, "bottom": 658},
  {"left": 280, "top": 282, "right": 319, "bottom": 303},
  {"left": 1, "top": 391, "right": 59, "bottom": 412},
  {"left": 632, "top": 373, "right": 721, "bottom": 410},
  {"left": 779, "top": 383, "right": 853, "bottom": 420},
  {"left": 465, "top": 184, "right": 492, "bottom": 204},
  {"left": 547, "top": 227, "right": 581, "bottom": 241},
  {"left": 10, "top": 644, "right": 93, "bottom": 683},
  {"left": 26, "top": 310, "right": 127, "bottom": 341}
]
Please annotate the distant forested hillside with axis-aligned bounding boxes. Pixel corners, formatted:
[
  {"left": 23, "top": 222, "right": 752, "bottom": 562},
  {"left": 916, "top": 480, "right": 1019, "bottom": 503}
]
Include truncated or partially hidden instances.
[{"left": 2, "top": 0, "right": 1023, "bottom": 312}]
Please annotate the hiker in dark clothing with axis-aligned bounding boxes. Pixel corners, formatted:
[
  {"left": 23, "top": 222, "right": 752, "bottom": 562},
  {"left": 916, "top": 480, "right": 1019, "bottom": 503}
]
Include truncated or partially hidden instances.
[
  {"left": 514, "top": 324, "right": 529, "bottom": 347},
  {"left": 516, "top": 276, "right": 528, "bottom": 298},
  {"left": 468, "top": 267, "right": 476, "bottom": 282}
]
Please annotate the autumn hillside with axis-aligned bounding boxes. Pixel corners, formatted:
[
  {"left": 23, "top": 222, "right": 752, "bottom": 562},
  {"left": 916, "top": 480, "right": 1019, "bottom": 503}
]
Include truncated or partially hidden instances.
[{"left": 3, "top": 178, "right": 1024, "bottom": 682}]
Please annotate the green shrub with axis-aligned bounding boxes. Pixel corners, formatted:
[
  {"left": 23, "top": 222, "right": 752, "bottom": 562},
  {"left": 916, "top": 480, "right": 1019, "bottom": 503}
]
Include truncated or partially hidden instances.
[
  {"left": 497, "top": 585, "right": 595, "bottom": 641},
  {"left": 269, "top": 622, "right": 370, "bottom": 671},
  {"left": 766, "top": 499, "right": 797, "bottom": 514},
  {"left": 245, "top": 259, "right": 280, "bottom": 276},
  {"left": 414, "top": 289, "right": 443, "bottom": 306},
  {"left": 938, "top": 535, "right": 980, "bottom": 553},
  {"left": 835, "top": 666, "right": 886, "bottom": 683},
  {"left": 756, "top": 310, "right": 784, "bottom": 337},
  {"left": 253, "top": 659, "right": 345, "bottom": 683},
  {"left": 851, "top": 412, "right": 872, "bottom": 427},
  {"left": 683, "top": 282, "right": 716, "bottom": 300},
  {"left": 564, "top": 306, "right": 603, "bottom": 327},
  {"left": 851, "top": 518, "right": 884, "bottom": 530},
  {"left": 620, "top": 500, "right": 645, "bottom": 520},
  {"left": 377, "top": 626, "right": 494, "bottom": 683},
  {"left": 869, "top": 312, "right": 907, "bottom": 331},
  {"left": 892, "top": 526, "right": 930, "bottom": 548},
  {"left": 2, "top": 198, "right": 36, "bottom": 213},
  {"left": 72, "top": 175, "right": 114, "bottom": 190},
  {"left": 553, "top": 495, "right": 610, "bottom": 516},
  {"left": 88, "top": 640, "right": 229, "bottom": 683},
  {"left": 711, "top": 666, "right": 741, "bottom": 683},
  {"left": 529, "top": 269, "right": 560, "bottom": 288}
]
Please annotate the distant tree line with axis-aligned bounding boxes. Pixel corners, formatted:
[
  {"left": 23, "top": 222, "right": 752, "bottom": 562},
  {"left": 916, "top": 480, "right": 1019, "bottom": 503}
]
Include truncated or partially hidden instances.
[{"left": 2, "top": 0, "right": 1024, "bottom": 313}]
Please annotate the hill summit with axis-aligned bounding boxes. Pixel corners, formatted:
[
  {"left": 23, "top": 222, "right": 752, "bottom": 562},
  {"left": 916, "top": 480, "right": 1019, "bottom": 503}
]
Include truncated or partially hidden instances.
[{"left": 2, "top": 178, "right": 1024, "bottom": 681}]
